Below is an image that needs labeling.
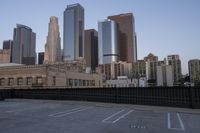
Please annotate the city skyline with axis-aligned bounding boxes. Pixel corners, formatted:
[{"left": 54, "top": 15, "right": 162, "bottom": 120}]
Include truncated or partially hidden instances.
[{"left": 0, "top": 0, "right": 200, "bottom": 74}]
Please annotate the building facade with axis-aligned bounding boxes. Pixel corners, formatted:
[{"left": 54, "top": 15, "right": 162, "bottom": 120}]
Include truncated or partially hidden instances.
[
  {"left": 167, "top": 55, "right": 182, "bottom": 85},
  {"left": 12, "top": 24, "right": 36, "bottom": 65},
  {"left": 0, "top": 49, "right": 10, "bottom": 63},
  {"left": 98, "top": 19, "right": 119, "bottom": 64},
  {"left": 63, "top": 3, "right": 84, "bottom": 61},
  {"left": 44, "top": 16, "right": 61, "bottom": 64},
  {"left": 132, "top": 60, "right": 146, "bottom": 79},
  {"left": 157, "top": 64, "right": 173, "bottom": 86},
  {"left": 97, "top": 61, "right": 127, "bottom": 80},
  {"left": 0, "top": 62, "right": 102, "bottom": 89},
  {"left": 84, "top": 29, "right": 98, "bottom": 71},
  {"left": 3, "top": 40, "right": 13, "bottom": 62},
  {"left": 108, "top": 13, "right": 137, "bottom": 62},
  {"left": 188, "top": 59, "right": 200, "bottom": 85},
  {"left": 104, "top": 76, "right": 137, "bottom": 88}
]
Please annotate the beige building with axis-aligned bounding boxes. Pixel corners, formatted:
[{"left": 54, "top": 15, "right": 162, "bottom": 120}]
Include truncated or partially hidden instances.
[
  {"left": 0, "top": 49, "right": 10, "bottom": 63},
  {"left": 157, "top": 64, "right": 173, "bottom": 87},
  {"left": 44, "top": 16, "right": 61, "bottom": 64},
  {"left": 0, "top": 61, "right": 103, "bottom": 89},
  {"left": 167, "top": 55, "right": 182, "bottom": 85},
  {"left": 97, "top": 62, "right": 126, "bottom": 80},
  {"left": 132, "top": 60, "right": 146, "bottom": 79},
  {"left": 188, "top": 59, "right": 200, "bottom": 85}
]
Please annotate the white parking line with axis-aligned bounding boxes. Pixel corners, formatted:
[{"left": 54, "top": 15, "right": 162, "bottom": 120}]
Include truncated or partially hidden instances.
[
  {"left": 102, "top": 109, "right": 125, "bottom": 123},
  {"left": 112, "top": 110, "right": 133, "bottom": 123},
  {"left": 49, "top": 107, "right": 93, "bottom": 117},
  {"left": 48, "top": 107, "right": 83, "bottom": 116},
  {"left": 167, "top": 113, "right": 185, "bottom": 131},
  {"left": 102, "top": 109, "right": 133, "bottom": 124}
]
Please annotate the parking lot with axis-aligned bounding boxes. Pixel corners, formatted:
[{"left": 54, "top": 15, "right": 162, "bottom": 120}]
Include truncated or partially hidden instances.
[{"left": 0, "top": 99, "right": 200, "bottom": 133}]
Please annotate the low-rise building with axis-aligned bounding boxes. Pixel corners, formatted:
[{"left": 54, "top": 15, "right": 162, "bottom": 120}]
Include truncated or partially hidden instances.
[
  {"left": 104, "top": 76, "right": 137, "bottom": 88},
  {"left": 0, "top": 62, "right": 103, "bottom": 89}
]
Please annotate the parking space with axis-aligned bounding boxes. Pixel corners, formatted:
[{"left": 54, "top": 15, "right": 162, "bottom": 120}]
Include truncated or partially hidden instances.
[{"left": 0, "top": 99, "right": 200, "bottom": 133}]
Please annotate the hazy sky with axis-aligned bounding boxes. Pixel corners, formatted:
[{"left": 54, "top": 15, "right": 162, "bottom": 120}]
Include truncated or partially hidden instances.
[{"left": 0, "top": 0, "right": 200, "bottom": 74}]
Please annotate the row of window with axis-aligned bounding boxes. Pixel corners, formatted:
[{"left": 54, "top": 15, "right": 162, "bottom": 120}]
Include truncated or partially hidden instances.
[
  {"left": 68, "top": 79, "right": 95, "bottom": 87},
  {"left": 104, "top": 84, "right": 135, "bottom": 88},
  {"left": 0, "top": 77, "right": 43, "bottom": 86}
]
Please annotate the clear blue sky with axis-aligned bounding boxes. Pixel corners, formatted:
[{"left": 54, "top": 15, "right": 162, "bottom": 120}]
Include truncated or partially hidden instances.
[{"left": 0, "top": 0, "right": 200, "bottom": 74}]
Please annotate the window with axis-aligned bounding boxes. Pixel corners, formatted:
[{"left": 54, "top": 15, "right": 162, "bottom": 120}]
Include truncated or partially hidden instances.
[
  {"left": 0, "top": 78, "right": 5, "bottom": 86},
  {"left": 27, "top": 77, "right": 32, "bottom": 85},
  {"left": 17, "top": 78, "right": 23, "bottom": 85},
  {"left": 69, "top": 79, "right": 73, "bottom": 87},
  {"left": 8, "top": 78, "right": 14, "bottom": 86},
  {"left": 52, "top": 76, "right": 56, "bottom": 86},
  {"left": 36, "top": 77, "right": 43, "bottom": 85}
]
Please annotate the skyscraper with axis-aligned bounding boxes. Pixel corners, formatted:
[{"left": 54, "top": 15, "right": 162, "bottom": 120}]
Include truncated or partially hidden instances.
[
  {"left": 44, "top": 16, "right": 61, "bottom": 63},
  {"left": 38, "top": 52, "right": 44, "bottom": 64},
  {"left": 84, "top": 29, "right": 98, "bottom": 71},
  {"left": 12, "top": 24, "right": 36, "bottom": 65},
  {"left": 108, "top": 13, "right": 137, "bottom": 62},
  {"left": 98, "top": 19, "right": 119, "bottom": 64},
  {"left": 3, "top": 40, "right": 13, "bottom": 62},
  {"left": 63, "top": 3, "right": 84, "bottom": 61}
]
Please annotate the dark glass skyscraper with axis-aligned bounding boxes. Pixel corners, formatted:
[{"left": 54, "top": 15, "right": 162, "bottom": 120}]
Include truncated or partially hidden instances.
[
  {"left": 38, "top": 52, "right": 44, "bottom": 64},
  {"left": 12, "top": 24, "right": 36, "bottom": 65},
  {"left": 84, "top": 29, "right": 98, "bottom": 71},
  {"left": 63, "top": 3, "right": 84, "bottom": 61},
  {"left": 108, "top": 13, "right": 137, "bottom": 63}
]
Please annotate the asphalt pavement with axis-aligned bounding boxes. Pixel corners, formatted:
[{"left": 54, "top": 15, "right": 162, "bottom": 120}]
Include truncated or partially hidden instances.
[{"left": 0, "top": 99, "right": 200, "bottom": 133}]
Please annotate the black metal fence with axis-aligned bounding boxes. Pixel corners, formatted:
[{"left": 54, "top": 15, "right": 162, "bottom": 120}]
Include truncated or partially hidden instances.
[{"left": 0, "top": 87, "right": 200, "bottom": 109}]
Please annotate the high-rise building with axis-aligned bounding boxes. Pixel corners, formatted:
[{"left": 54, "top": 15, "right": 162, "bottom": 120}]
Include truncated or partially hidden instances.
[
  {"left": 144, "top": 53, "right": 158, "bottom": 62},
  {"left": 188, "top": 59, "right": 200, "bottom": 85},
  {"left": 157, "top": 64, "right": 173, "bottom": 86},
  {"left": 12, "top": 24, "right": 36, "bottom": 65},
  {"left": 3, "top": 40, "right": 13, "bottom": 62},
  {"left": 44, "top": 16, "right": 61, "bottom": 63},
  {"left": 167, "top": 55, "right": 182, "bottom": 85},
  {"left": 38, "top": 52, "right": 44, "bottom": 64},
  {"left": 108, "top": 13, "right": 137, "bottom": 62},
  {"left": 63, "top": 3, "right": 84, "bottom": 61},
  {"left": 144, "top": 53, "right": 160, "bottom": 86},
  {"left": 84, "top": 29, "right": 98, "bottom": 71},
  {"left": 98, "top": 19, "right": 119, "bottom": 64},
  {"left": 97, "top": 62, "right": 124, "bottom": 80},
  {"left": 132, "top": 60, "right": 146, "bottom": 79}
]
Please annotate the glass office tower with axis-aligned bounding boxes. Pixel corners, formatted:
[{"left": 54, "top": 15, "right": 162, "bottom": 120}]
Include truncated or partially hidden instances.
[
  {"left": 12, "top": 24, "right": 36, "bottom": 65},
  {"left": 98, "top": 19, "right": 119, "bottom": 64},
  {"left": 63, "top": 3, "right": 84, "bottom": 61}
]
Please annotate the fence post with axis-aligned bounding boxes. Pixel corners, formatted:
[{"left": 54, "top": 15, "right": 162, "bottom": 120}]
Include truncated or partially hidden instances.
[
  {"left": 189, "top": 87, "right": 195, "bottom": 109},
  {"left": 115, "top": 87, "right": 119, "bottom": 103}
]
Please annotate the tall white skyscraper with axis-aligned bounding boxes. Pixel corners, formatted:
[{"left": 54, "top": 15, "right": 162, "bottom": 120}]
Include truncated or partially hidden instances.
[
  {"left": 63, "top": 3, "right": 84, "bottom": 61},
  {"left": 44, "top": 16, "right": 61, "bottom": 63}
]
